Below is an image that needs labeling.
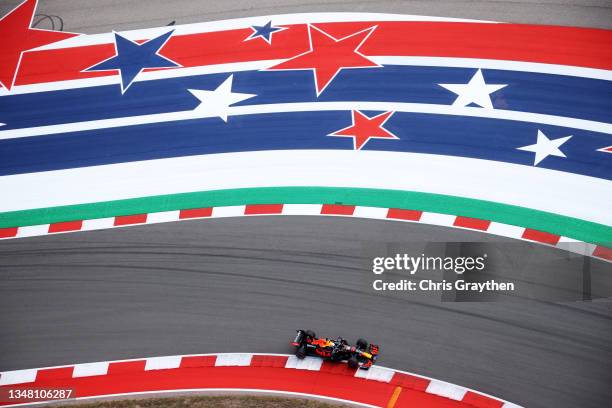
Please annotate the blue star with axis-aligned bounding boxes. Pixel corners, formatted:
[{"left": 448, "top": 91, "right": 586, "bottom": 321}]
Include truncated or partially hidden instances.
[
  {"left": 86, "top": 30, "right": 180, "bottom": 93},
  {"left": 245, "top": 21, "right": 286, "bottom": 44}
]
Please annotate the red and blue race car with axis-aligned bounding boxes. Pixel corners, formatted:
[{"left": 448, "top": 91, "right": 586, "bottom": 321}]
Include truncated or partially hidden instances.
[{"left": 291, "top": 329, "right": 379, "bottom": 369}]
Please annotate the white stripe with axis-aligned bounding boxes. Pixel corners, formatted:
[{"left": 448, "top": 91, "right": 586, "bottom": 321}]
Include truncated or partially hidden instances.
[
  {"left": 282, "top": 204, "right": 323, "bottom": 215},
  {"left": 82, "top": 217, "right": 115, "bottom": 231},
  {"left": 1, "top": 150, "right": 609, "bottom": 226},
  {"left": 487, "top": 222, "right": 525, "bottom": 239},
  {"left": 214, "top": 353, "right": 253, "bottom": 366},
  {"left": 145, "top": 356, "right": 182, "bottom": 370},
  {"left": 1, "top": 101, "right": 610, "bottom": 140},
  {"left": 72, "top": 362, "right": 109, "bottom": 378},
  {"left": 354, "top": 366, "right": 394, "bottom": 382},
  {"left": 353, "top": 206, "right": 388, "bottom": 219},
  {"left": 284, "top": 356, "right": 323, "bottom": 371},
  {"left": 0, "top": 369, "right": 37, "bottom": 385},
  {"left": 420, "top": 212, "right": 456, "bottom": 227},
  {"left": 212, "top": 206, "right": 247, "bottom": 217},
  {"left": 16, "top": 225, "right": 49, "bottom": 238},
  {"left": 375, "top": 56, "right": 612, "bottom": 81},
  {"left": 147, "top": 210, "right": 180, "bottom": 224},
  {"left": 426, "top": 380, "right": 468, "bottom": 400},
  {"left": 34, "top": 13, "right": 497, "bottom": 51}
]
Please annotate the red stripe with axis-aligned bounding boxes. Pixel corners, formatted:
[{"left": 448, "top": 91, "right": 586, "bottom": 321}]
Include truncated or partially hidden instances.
[
  {"left": 462, "top": 391, "right": 504, "bottom": 408},
  {"left": 396, "top": 388, "right": 466, "bottom": 407},
  {"left": 386, "top": 208, "right": 423, "bottom": 221},
  {"left": 244, "top": 204, "right": 284, "bottom": 215},
  {"left": 114, "top": 214, "right": 147, "bottom": 226},
  {"left": 321, "top": 204, "right": 355, "bottom": 215},
  {"left": 592, "top": 246, "right": 612, "bottom": 261},
  {"left": 521, "top": 229, "right": 560, "bottom": 245},
  {"left": 179, "top": 356, "right": 217, "bottom": 368},
  {"left": 0, "top": 227, "right": 18, "bottom": 238},
  {"left": 15, "top": 22, "right": 612, "bottom": 86},
  {"left": 179, "top": 208, "right": 213, "bottom": 219},
  {"left": 35, "top": 367, "right": 74, "bottom": 382},
  {"left": 390, "top": 372, "right": 430, "bottom": 391},
  {"left": 453, "top": 216, "right": 491, "bottom": 231},
  {"left": 107, "top": 361, "right": 146, "bottom": 375},
  {"left": 48, "top": 220, "right": 83, "bottom": 233},
  {"left": 250, "top": 355, "right": 288, "bottom": 368}
]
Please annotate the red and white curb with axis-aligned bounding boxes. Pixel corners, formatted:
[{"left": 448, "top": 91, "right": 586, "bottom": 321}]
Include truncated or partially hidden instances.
[
  {"left": 0, "top": 353, "right": 522, "bottom": 408},
  {"left": 1, "top": 203, "right": 609, "bottom": 262}
]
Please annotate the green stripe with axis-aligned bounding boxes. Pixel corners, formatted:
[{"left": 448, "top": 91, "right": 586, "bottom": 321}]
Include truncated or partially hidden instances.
[{"left": 0, "top": 187, "right": 610, "bottom": 245}]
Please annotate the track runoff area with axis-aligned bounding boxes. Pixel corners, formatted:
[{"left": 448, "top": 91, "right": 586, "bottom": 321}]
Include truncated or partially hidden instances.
[{"left": 1, "top": 0, "right": 611, "bottom": 407}]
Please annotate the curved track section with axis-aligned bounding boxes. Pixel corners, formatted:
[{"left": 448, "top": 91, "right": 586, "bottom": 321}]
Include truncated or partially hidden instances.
[
  {"left": 0, "top": 2, "right": 611, "bottom": 408},
  {"left": 0, "top": 353, "right": 520, "bottom": 408},
  {"left": 1, "top": 218, "right": 612, "bottom": 408},
  {"left": 1, "top": 202, "right": 609, "bottom": 261}
]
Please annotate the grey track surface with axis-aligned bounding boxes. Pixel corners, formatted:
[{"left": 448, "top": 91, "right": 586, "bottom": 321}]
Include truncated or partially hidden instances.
[
  {"left": 1, "top": 0, "right": 612, "bottom": 32},
  {"left": 1, "top": 218, "right": 612, "bottom": 408},
  {"left": 1, "top": 1, "right": 611, "bottom": 408}
]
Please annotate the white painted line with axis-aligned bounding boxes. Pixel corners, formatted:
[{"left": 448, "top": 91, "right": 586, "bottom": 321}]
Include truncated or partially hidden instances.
[
  {"left": 214, "top": 354, "right": 253, "bottom": 366},
  {"left": 353, "top": 206, "right": 388, "bottom": 219},
  {"left": 284, "top": 356, "right": 323, "bottom": 371},
  {"left": 375, "top": 56, "right": 612, "bottom": 81},
  {"left": 0, "top": 369, "right": 38, "bottom": 385},
  {"left": 16, "top": 225, "right": 50, "bottom": 238},
  {"left": 426, "top": 380, "right": 468, "bottom": 401},
  {"left": 147, "top": 210, "right": 180, "bottom": 224},
  {"left": 82, "top": 217, "right": 115, "bottom": 231},
  {"left": 145, "top": 356, "right": 182, "bottom": 371},
  {"left": 354, "top": 366, "right": 394, "bottom": 382},
  {"left": 487, "top": 222, "right": 525, "bottom": 239},
  {"left": 72, "top": 362, "right": 109, "bottom": 378},
  {"left": 282, "top": 204, "right": 323, "bottom": 215},
  {"left": 211, "top": 205, "right": 246, "bottom": 217},
  {"left": 1, "top": 151, "right": 609, "bottom": 227},
  {"left": 419, "top": 212, "right": 456, "bottom": 227},
  {"left": 502, "top": 403, "right": 524, "bottom": 408}
]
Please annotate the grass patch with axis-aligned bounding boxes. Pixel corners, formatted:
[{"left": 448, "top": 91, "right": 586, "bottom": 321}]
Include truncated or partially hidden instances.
[{"left": 55, "top": 395, "right": 350, "bottom": 408}]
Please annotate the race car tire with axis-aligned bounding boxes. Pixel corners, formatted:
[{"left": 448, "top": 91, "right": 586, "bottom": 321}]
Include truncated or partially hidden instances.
[
  {"left": 296, "top": 345, "right": 306, "bottom": 359},
  {"left": 348, "top": 356, "right": 359, "bottom": 369},
  {"left": 305, "top": 330, "right": 316, "bottom": 338},
  {"left": 356, "top": 338, "right": 368, "bottom": 349}
]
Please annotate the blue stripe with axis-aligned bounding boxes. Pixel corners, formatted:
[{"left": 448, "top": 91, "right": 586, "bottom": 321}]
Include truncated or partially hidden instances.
[
  {"left": 0, "top": 66, "right": 611, "bottom": 130},
  {"left": 1, "top": 111, "right": 609, "bottom": 179}
]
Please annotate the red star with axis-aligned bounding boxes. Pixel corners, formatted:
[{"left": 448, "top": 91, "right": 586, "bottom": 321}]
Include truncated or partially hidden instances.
[
  {"left": 0, "top": 0, "right": 78, "bottom": 90},
  {"left": 267, "top": 24, "right": 379, "bottom": 96},
  {"left": 329, "top": 110, "right": 399, "bottom": 150}
]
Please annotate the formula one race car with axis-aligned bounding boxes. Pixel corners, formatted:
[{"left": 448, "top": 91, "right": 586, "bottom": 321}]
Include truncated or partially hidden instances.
[{"left": 291, "top": 329, "right": 379, "bottom": 369}]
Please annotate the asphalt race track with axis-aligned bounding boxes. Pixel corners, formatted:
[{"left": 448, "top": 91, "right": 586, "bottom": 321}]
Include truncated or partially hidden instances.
[
  {"left": 2, "top": 218, "right": 612, "bottom": 408},
  {"left": 1, "top": 1, "right": 611, "bottom": 408}
]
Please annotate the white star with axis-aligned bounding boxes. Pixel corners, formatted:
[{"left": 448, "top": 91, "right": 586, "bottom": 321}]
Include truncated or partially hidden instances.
[
  {"left": 517, "top": 130, "right": 572, "bottom": 166},
  {"left": 439, "top": 69, "right": 507, "bottom": 109},
  {"left": 188, "top": 75, "right": 256, "bottom": 122}
]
